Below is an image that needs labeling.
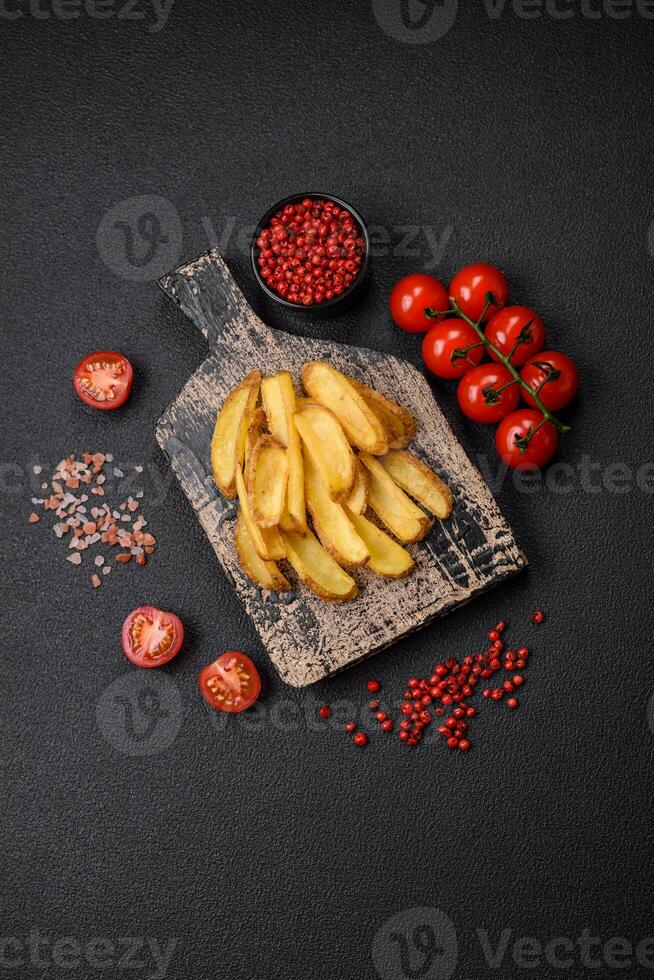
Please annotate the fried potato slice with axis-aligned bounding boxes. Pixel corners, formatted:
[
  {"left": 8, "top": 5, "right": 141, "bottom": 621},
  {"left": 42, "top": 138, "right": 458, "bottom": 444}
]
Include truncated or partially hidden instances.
[
  {"left": 211, "top": 371, "right": 261, "bottom": 498},
  {"left": 247, "top": 435, "right": 288, "bottom": 528},
  {"left": 344, "top": 459, "right": 369, "bottom": 515},
  {"left": 281, "top": 527, "right": 358, "bottom": 602},
  {"left": 235, "top": 513, "right": 290, "bottom": 592},
  {"left": 235, "top": 466, "right": 285, "bottom": 561},
  {"left": 245, "top": 406, "right": 268, "bottom": 466},
  {"left": 294, "top": 401, "right": 355, "bottom": 501},
  {"left": 345, "top": 508, "right": 415, "bottom": 579},
  {"left": 379, "top": 450, "right": 453, "bottom": 519},
  {"left": 261, "top": 371, "right": 307, "bottom": 533},
  {"left": 346, "top": 377, "right": 417, "bottom": 449},
  {"left": 304, "top": 455, "right": 369, "bottom": 567},
  {"left": 359, "top": 452, "right": 433, "bottom": 543},
  {"left": 301, "top": 361, "right": 388, "bottom": 454}
]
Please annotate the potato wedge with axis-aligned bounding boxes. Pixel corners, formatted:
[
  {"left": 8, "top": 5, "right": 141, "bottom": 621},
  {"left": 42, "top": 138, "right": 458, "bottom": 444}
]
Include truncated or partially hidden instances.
[
  {"left": 379, "top": 450, "right": 453, "bottom": 519},
  {"left": 301, "top": 361, "right": 388, "bottom": 454},
  {"left": 359, "top": 452, "right": 432, "bottom": 543},
  {"left": 304, "top": 455, "right": 369, "bottom": 567},
  {"left": 261, "top": 372, "right": 306, "bottom": 533},
  {"left": 245, "top": 406, "right": 268, "bottom": 466},
  {"left": 235, "top": 513, "right": 290, "bottom": 592},
  {"left": 345, "top": 508, "right": 415, "bottom": 579},
  {"left": 235, "top": 466, "right": 285, "bottom": 561},
  {"left": 344, "top": 459, "right": 369, "bottom": 515},
  {"left": 346, "top": 376, "right": 416, "bottom": 449},
  {"left": 211, "top": 371, "right": 261, "bottom": 498},
  {"left": 294, "top": 401, "right": 355, "bottom": 501},
  {"left": 247, "top": 435, "right": 288, "bottom": 528},
  {"left": 281, "top": 528, "right": 358, "bottom": 602}
]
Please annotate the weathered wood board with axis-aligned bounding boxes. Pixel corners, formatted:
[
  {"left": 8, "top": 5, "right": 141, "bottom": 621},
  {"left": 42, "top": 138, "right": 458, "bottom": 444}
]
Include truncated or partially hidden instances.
[{"left": 156, "top": 250, "right": 527, "bottom": 687}]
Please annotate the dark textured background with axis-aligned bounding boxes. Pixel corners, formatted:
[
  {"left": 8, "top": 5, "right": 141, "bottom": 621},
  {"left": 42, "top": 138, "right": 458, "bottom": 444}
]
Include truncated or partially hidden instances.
[{"left": 2, "top": 2, "right": 654, "bottom": 978}]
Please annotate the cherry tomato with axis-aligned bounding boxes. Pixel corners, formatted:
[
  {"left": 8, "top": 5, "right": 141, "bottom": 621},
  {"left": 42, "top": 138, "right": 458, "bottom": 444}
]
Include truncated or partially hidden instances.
[
  {"left": 495, "top": 409, "right": 558, "bottom": 470},
  {"left": 199, "top": 651, "right": 261, "bottom": 713},
  {"left": 389, "top": 273, "right": 448, "bottom": 333},
  {"left": 422, "top": 319, "right": 485, "bottom": 379},
  {"left": 457, "top": 364, "right": 520, "bottom": 424},
  {"left": 121, "top": 606, "right": 184, "bottom": 668},
  {"left": 520, "top": 350, "right": 579, "bottom": 411},
  {"left": 485, "top": 306, "right": 545, "bottom": 367},
  {"left": 73, "top": 350, "right": 133, "bottom": 410},
  {"left": 449, "top": 263, "right": 509, "bottom": 323}
]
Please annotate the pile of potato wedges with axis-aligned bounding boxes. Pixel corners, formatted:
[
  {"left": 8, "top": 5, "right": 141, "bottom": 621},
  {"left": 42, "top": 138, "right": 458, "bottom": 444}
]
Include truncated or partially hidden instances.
[{"left": 211, "top": 361, "right": 452, "bottom": 602}]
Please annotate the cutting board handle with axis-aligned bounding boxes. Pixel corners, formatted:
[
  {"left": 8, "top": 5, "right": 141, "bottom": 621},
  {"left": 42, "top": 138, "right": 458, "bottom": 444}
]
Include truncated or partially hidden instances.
[{"left": 158, "top": 249, "right": 274, "bottom": 351}]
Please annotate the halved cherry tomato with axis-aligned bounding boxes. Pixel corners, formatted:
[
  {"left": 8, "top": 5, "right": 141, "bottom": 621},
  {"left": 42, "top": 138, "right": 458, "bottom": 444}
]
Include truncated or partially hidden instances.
[
  {"left": 422, "top": 319, "right": 485, "bottom": 379},
  {"left": 121, "top": 605, "right": 184, "bottom": 667},
  {"left": 389, "top": 273, "right": 448, "bottom": 333},
  {"left": 520, "top": 350, "right": 579, "bottom": 411},
  {"left": 485, "top": 306, "right": 545, "bottom": 367},
  {"left": 457, "top": 364, "right": 520, "bottom": 424},
  {"left": 495, "top": 409, "right": 558, "bottom": 470},
  {"left": 199, "top": 651, "right": 261, "bottom": 713},
  {"left": 73, "top": 350, "right": 133, "bottom": 410},
  {"left": 449, "top": 263, "right": 509, "bottom": 323}
]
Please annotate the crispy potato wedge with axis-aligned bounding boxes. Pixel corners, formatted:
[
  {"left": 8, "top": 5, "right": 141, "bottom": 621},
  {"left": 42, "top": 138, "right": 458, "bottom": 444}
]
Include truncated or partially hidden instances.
[
  {"left": 235, "top": 466, "right": 285, "bottom": 561},
  {"left": 304, "top": 455, "right": 369, "bottom": 567},
  {"left": 345, "top": 508, "right": 415, "bottom": 579},
  {"left": 278, "top": 502, "right": 296, "bottom": 533},
  {"left": 301, "top": 361, "right": 388, "bottom": 454},
  {"left": 346, "top": 377, "right": 417, "bottom": 449},
  {"left": 245, "top": 406, "right": 268, "bottom": 466},
  {"left": 211, "top": 371, "right": 261, "bottom": 498},
  {"left": 281, "top": 527, "right": 358, "bottom": 602},
  {"left": 359, "top": 452, "right": 433, "bottom": 543},
  {"left": 235, "top": 513, "right": 290, "bottom": 592},
  {"left": 261, "top": 372, "right": 306, "bottom": 533},
  {"left": 294, "top": 401, "right": 355, "bottom": 501},
  {"left": 379, "top": 450, "right": 453, "bottom": 519},
  {"left": 247, "top": 435, "right": 288, "bottom": 528},
  {"left": 344, "top": 459, "right": 369, "bottom": 515}
]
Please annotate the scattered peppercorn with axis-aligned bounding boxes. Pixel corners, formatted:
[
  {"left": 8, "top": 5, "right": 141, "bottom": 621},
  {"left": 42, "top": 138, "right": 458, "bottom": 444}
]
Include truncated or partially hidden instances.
[
  {"left": 367, "top": 680, "right": 380, "bottom": 693},
  {"left": 318, "top": 705, "right": 330, "bottom": 719},
  {"left": 353, "top": 732, "right": 368, "bottom": 747}
]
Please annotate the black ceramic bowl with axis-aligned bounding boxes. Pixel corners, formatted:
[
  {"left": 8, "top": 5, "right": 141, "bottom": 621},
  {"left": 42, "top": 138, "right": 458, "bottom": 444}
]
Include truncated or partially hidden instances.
[{"left": 251, "top": 192, "right": 371, "bottom": 314}]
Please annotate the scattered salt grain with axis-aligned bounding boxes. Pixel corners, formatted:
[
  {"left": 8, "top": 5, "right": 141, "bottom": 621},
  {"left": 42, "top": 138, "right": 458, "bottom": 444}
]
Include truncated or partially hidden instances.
[
  {"left": 91, "top": 574, "right": 101, "bottom": 588},
  {"left": 33, "top": 465, "right": 42, "bottom": 475},
  {"left": 95, "top": 556, "right": 104, "bottom": 567},
  {"left": 66, "top": 553, "right": 82, "bottom": 565},
  {"left": 135, "top": 465, "right": 143, "bottom": 473},
  {"left": 114, "top": 467, "right": 124, "bottom": 478}
]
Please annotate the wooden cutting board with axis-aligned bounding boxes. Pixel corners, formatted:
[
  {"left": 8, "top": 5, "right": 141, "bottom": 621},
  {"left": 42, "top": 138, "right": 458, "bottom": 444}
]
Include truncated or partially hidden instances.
[{"left": 156, "top": 250, "right": 526, "bottom": 687}]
